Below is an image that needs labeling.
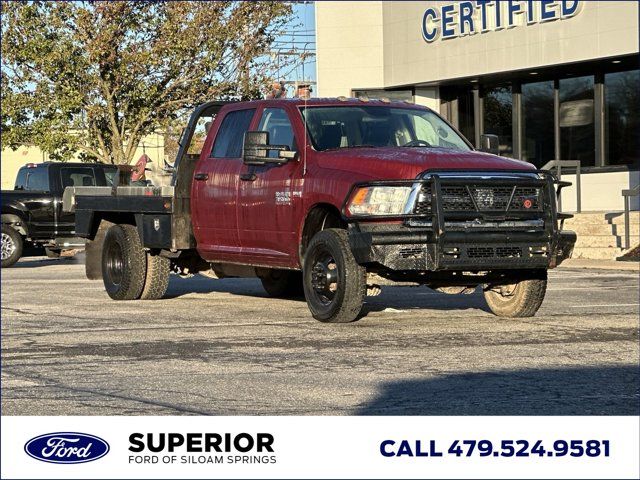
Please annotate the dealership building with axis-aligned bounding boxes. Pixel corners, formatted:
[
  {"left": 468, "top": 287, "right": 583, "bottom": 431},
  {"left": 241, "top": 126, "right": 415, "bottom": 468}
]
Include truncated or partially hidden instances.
[{"left": 315, "top": 0, "right": 639, "bottom": 214}]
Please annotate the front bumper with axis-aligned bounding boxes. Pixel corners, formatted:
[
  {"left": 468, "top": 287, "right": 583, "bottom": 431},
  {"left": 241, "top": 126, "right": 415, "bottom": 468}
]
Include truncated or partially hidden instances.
[
  {"left": 344, "top": 170, "right": 576, "bottom": 272},
  {"left": 349, "top": 224, "right": 576, "bottom": 271}
]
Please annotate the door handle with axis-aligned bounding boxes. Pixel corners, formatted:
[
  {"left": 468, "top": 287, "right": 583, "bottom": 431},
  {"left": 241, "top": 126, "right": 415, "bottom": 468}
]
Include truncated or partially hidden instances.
[
  {"left": 194, "top": 173, "right": 209, "bottom": 181},
  {"left": 240, "top": 173, "right": 257, "bottom": 182}
]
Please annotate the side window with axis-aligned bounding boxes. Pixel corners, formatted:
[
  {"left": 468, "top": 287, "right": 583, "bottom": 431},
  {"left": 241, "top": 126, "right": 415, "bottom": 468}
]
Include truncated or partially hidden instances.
[
  {"left": 257, "top": 108, "right": 295, "bottom": 158},
  {"left": 211, "top": 109, "right": 256, "bottom": 158},
  {"left": 25, "top": 168, "right": 49, "bottom": 191},
  {"left": 60, "top": 167, "right": 97, "bottom": 188},
  {"left": 103, "top": 167, "right": 118, "bottom": 186},
  {"left": 14, "top": 168, "right": 27, "bottom": 190}
]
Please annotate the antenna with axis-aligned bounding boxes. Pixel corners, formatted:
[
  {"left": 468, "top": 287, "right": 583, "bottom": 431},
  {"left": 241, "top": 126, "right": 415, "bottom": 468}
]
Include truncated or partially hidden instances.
[{"left": 303, "top": 95, "right": 308, "bottom": 176}]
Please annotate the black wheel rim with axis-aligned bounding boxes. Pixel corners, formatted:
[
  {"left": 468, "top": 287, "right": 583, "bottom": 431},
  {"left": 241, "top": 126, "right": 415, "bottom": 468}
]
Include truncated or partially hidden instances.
[
  {"left": 105, "top": 241, "right": 124, "bottom": 286},
  {"left": 309, "top": 249, "right": 339, "bottom": 306}
]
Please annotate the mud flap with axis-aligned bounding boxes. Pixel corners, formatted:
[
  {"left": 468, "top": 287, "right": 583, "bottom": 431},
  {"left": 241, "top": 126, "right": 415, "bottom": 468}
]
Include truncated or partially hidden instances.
[{"left": 85, "top": 220, "right": 113, "bottom": 280}]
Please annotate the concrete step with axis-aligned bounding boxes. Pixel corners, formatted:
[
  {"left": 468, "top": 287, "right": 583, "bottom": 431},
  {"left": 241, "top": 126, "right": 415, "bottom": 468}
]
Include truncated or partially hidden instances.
[
  {"left": 564, "top": 212, "right": 640, "bottom": 226},
  {"left": 563, "top": 223, "right": 640, "bottom": 236},
  {"left": 571, "top": 246, "right": 627, "bottom": 260},
  {"left": 574, "top": 235, "right": 632, "bottom": 248}
]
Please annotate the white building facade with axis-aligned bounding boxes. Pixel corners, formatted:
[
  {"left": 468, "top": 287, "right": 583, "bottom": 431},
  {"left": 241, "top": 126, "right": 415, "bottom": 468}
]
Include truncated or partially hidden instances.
[{"left": 316, "top": 0, "right": 639, "bottom": 212}]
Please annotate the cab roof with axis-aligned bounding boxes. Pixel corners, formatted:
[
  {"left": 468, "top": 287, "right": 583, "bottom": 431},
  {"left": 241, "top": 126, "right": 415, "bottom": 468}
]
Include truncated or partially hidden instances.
[{"left": 231, "top": 97, "right": 430, "bottom": 110}]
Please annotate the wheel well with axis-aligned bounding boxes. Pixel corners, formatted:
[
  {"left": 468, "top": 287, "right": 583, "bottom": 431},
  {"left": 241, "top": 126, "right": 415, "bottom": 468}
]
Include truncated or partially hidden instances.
[
  {"left": 88, "top": 212, "right": 136, "bottom": 239},
  {"left": 299, "top": 204, "right": 345, "bottom": 262},
  {"left": 1, "top": 213, "right": 27, "bottom": 236}
]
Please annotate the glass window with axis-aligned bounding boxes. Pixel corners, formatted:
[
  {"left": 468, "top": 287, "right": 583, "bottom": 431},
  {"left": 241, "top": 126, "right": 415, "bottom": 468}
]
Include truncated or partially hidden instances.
[
  {"left": 211, "top": 109, "right": 255, "bottom": 158},
  {"left": 483, "top": 86, "right": 513, "bottom": 157},
  {"left": 457, "top": 88, "right": 475, "bottom": 146},
  {"left": 605, "top": 70, "right": 640, "bottom": 166},
  {"left": 559, "top": 76, "right": 595, "bottom": 166},
  {"left": 25, "top": 168, "right": 49, "bottom": 191},
  {"left": 522, "top": 81, "right": 555, "bottom": 168},
  {"left": 257, "top": 108, "right": 295, "bottom": 158},
  {"left": 103, "top": 167, "right": 118, "bottom": 186},
  {"left": 301, "top": 106, "right": 471, "bottom": 152},
  {"left": 60, "top": 167, "right": 97, "bottom": 188},
  {"left": 14, "top": 168, "right": 27, "bottom": 190},
  {"left": 187, "top": 114, "right": 217, "bottom": 156}
]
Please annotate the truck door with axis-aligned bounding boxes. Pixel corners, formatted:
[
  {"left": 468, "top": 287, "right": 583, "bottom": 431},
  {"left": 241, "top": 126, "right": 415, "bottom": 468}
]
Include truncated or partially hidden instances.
[
  {"left": 237, "top": 107, "right": 302, "bottom": 267},
  {"left": 22, "top": 166, "right": 56, "bottom": 239},
  {"left": 192, "top": 108, "right": 256, "bottom": 261}
]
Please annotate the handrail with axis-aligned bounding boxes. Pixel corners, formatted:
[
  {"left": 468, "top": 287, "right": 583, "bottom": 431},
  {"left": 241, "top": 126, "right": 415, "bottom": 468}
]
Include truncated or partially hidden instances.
[
  {"left": 542, "top": 160, "right": 581, "bottom": 213},
  {"left": 622, "top": 185, "right": 640, "bottom": 250}
]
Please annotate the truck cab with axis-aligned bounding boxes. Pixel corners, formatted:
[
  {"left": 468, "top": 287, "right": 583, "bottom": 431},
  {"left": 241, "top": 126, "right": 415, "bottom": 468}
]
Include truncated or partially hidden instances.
[{"left": 69, "top": 98, "right": 576, "bottom": 322}]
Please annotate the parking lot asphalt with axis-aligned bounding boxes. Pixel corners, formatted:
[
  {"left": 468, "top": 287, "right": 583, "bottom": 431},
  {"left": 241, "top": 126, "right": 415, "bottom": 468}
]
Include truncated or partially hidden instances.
[{"left": 1, "top": 256, "right": 638, "bottom": 416}]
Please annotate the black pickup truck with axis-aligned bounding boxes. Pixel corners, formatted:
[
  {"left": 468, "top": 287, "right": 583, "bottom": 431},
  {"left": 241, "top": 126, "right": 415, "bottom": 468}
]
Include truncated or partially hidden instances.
[{"left": 1, "top": 162, "right": 117, "bottom": 267}]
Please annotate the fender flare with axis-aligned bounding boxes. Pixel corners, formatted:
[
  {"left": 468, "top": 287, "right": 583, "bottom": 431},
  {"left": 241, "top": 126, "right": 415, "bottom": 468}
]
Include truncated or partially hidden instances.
[{"left": 1, "top": 211, "right": 29, "bottom": 236}]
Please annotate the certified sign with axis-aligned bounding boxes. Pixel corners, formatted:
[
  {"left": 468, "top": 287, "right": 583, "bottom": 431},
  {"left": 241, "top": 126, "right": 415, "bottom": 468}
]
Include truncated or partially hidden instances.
[{"left": 422, "top": 0, "right": 582, "bottom": 43}]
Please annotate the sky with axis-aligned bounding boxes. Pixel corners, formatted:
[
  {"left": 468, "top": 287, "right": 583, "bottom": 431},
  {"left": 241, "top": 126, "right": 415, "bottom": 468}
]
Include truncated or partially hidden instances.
[{"left": 273, "top": 2, "right": 317, "bottom": 87}]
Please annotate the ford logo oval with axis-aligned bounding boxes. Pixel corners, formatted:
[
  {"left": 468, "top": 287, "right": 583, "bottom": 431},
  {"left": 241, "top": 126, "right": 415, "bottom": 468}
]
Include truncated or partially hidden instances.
[{"left": 24, "top": 432, "right": 110, "bottom": 464}]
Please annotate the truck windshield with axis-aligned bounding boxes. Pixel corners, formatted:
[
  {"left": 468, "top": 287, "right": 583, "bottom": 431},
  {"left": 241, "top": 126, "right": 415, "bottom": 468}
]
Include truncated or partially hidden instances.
[{"left": 301, "top": 106, "right": 472, "bottom": 152}]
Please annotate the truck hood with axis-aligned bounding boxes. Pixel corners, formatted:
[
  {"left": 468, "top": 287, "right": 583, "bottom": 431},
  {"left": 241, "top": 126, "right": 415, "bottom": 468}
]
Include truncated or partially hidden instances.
[{"left": 316, "top": 147, "right": 535, "bottom": 180}]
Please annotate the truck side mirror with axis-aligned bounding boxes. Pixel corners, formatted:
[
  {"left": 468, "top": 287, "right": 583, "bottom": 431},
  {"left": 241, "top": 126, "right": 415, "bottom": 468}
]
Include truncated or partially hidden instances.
[
  {"left": 479, "top": 134, "right": 500, "bottom": 156},
  {"left": 243, "top": 131, "right": 294, "bottom": 165}
]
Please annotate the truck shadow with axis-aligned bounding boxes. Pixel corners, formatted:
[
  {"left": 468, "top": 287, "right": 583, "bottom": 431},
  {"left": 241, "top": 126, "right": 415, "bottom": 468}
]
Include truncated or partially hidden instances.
[
  {"left": 356, "top": 365, "right": 640, "bottom": 415},
  {"left": 12, "top": 258, "right": 71, "bottom": 269},
  {"left": 165, "top": 276, "right": 493, "bottom": 314}
]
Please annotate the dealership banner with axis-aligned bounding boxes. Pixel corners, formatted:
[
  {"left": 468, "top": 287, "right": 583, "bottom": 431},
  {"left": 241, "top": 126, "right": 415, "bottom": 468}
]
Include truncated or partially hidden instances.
[{"left": 1, "top": 416, "right": 638, "bottom": 479}]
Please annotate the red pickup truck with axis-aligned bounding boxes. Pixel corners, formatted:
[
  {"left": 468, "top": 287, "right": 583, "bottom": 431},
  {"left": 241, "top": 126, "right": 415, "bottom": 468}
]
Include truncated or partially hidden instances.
[{"left": 65, "top": 98, "right": 576, "bottom": 323}]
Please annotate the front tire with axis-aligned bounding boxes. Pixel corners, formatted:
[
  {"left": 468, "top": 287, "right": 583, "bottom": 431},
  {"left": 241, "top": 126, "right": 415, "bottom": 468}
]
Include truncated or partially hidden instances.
[
  {"left": 303, "top": 229, "right": 366, "bottom": 323},
  {"left": 1, "top": 225, "right": 23, "bottom": 268},
  {"left": 260, "top": 269, "right": 303, "bottom": 298},
  {"left": 101, "top": 224, "right": 146, "bottom": 300},
  {"left": 484, "top": 270, "right": 548, "bottom": 317}
]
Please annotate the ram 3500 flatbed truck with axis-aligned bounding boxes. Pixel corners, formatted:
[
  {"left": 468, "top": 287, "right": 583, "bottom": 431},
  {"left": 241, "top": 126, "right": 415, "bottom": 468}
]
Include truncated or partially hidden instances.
[{"left": 65, "top": 98, "right": 576, "bottom": 323}]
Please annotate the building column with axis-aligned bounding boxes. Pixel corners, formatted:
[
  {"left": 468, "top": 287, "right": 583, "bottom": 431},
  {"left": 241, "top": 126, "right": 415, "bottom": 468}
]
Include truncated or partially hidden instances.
[{"left": 414, "top": 87, "right": 440, "bottom": 111}]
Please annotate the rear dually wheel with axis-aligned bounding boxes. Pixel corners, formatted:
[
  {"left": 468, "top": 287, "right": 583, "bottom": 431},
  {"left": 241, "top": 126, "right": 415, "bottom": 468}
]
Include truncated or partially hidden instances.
[{"left": 101, "top": 224, "right": 146, "bottom": 300}]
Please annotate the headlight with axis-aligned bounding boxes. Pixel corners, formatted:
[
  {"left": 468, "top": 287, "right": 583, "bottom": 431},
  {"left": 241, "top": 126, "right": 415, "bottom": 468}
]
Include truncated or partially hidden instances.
[{"left": 346, "top": 186, "right": 413, "bottom": 217}]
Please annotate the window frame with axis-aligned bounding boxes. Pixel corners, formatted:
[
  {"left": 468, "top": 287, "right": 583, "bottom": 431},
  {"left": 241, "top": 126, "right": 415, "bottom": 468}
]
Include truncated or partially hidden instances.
[
  {"left": 257, "top": 107, "right": 297, "bottom": 157},
  {"left": 59, "top": 166, "right": 98, "bottom": 189}
]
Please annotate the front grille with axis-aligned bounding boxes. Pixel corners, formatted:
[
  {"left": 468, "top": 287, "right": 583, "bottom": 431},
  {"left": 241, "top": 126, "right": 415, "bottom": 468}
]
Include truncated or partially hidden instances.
[
  {"left": 413, "top": 183, "right": 543, "bottom": 215},
  {"left": 442, "top": 186, "right": 475, "bottom": 211},
  {"left": 413, "top": 185, "right": 432, "bottom": 215},
  {"left": 472, "top": 186, "right": 512, "bottom": 210},
  {"left": 468, "top": 246, "right": 494, "bottom": 258},
  {"left": 399, "top": 246, "right": 423, "bottom": 258},
  {"left": 510, "top": 187, "right": 542, "bottom": 211},
  {"left": 496, "top": 246, "right": 522, "bottom": 258}
]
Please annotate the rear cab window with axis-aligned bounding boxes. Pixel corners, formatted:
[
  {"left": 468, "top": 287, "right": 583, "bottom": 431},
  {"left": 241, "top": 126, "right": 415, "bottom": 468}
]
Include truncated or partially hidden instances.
[
  {"left": 60, "top": 167, "right": 98, "bottom": 188},
  {"left": 211, "top": 109, "right": 256, "bottom": 158},
  {"left": 24, "top": 167, "right": 50, "bottom": 192},
  {"left": 14, "top": 168, "right": 27, "bottom": 190}
]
